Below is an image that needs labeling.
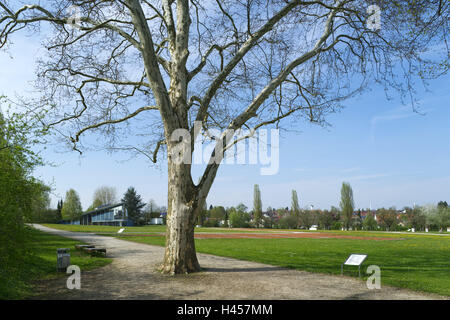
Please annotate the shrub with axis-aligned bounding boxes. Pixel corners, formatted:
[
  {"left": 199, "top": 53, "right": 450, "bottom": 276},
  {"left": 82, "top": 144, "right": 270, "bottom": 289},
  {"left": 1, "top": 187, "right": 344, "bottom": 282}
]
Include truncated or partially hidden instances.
[
  {"left": 331, "top": 221, "right": 342, "bottom": 230},
  {"left": 229, "top": 210, "right": 250, "bottom": 228}
]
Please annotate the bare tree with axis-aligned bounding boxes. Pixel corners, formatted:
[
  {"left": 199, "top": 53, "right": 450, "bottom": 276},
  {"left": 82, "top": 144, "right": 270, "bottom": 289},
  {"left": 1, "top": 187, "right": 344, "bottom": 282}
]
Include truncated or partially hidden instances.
[
  {"left": 1, "top": 0, "right": 448, "bottom": 274},
  {"left": 92, "top": 185, "right": 117, "bottom": 208}
]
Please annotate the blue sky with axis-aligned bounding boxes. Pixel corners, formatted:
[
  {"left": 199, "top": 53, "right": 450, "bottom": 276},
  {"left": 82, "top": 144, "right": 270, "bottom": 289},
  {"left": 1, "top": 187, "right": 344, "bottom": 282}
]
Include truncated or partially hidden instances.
[{"left": 1, "top": 29, "right": 449, "bottom": 212}]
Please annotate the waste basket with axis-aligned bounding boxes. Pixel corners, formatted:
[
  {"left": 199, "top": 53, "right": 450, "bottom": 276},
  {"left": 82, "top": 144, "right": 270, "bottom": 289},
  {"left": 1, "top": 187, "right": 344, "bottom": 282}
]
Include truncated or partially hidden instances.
[{"left": 57, "top": 248, "right": 70, "bottom": 272}]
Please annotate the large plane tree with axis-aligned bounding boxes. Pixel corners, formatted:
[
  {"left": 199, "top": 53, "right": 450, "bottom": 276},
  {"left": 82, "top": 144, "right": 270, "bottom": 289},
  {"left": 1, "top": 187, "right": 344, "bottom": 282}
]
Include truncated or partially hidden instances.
[{"left": 0, "top": 0, "right": 448, "bottom": 274}]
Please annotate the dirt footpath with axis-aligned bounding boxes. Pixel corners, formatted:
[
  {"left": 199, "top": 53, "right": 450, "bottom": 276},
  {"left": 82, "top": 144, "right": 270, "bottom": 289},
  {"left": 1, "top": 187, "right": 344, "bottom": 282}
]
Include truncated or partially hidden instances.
[{"left": 30, "top": 224, "right": 447, "bottom": 300}]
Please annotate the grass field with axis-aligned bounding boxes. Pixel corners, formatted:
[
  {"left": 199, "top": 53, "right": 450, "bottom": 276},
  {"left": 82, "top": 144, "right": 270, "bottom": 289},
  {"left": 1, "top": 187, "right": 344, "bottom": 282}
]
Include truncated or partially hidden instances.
[
  {"left": 42, "top": 224, "right": 450, "bottom": 296},
  {"left": 41, "top": 224, "right": 277, "bottom": 234},
  {"left": 1, "top": 227, "right": 112, "bottom": 299}
]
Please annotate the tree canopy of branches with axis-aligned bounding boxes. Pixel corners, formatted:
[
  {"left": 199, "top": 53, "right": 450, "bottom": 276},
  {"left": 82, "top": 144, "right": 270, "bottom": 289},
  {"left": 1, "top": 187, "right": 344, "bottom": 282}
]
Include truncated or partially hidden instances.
[
  {"left": 91, "top": 185, "right": 118, "bottom": 210},
  {"left": 1, "top": 0, "right": 448, "bottom": 274}
]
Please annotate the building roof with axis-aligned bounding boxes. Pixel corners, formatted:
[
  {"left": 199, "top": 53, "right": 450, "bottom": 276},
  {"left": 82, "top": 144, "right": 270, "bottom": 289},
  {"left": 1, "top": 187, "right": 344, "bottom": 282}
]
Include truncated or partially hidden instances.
[{"left": 82, "top": 203, "right": 124, "bottom": 217}]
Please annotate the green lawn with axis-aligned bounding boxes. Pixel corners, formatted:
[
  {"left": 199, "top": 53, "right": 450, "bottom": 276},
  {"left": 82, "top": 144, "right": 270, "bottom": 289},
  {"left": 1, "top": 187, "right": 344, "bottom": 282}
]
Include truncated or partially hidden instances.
[
  {"left": 119, "top": 231, "right": 450, "bottom": 296},
  {"left": 42, "top": 223, "right": 284, "bottom": 234},
  {"left": 1, "top": 227, "right": 112, "bottom": 299},
  {"left": 40, "top": 224, "right": 450, "bottom": 296}
]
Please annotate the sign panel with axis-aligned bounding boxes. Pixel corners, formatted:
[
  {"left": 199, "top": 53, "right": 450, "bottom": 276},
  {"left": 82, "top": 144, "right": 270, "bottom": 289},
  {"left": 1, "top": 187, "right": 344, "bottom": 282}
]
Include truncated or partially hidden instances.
[{"left": 344, "top": 254, "right": 367, "bottom": 266}]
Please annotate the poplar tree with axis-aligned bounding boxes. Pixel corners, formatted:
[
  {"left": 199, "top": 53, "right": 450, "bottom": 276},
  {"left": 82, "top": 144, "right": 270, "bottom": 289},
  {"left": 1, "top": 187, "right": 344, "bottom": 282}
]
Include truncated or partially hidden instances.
[
  {"left": 340, "top": 182, "right": 354, "bottom": 230},
  {"left": 253, "top": 184, "right": 262, "bottom": 227},
  {"left": 291, "top": 190, "right": 300, "bottom": 217}
]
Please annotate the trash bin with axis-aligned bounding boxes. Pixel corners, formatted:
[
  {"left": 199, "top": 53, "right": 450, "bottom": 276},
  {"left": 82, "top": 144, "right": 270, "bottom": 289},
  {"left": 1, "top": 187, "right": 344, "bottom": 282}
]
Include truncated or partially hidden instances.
[{"left": 57, "top": 248, "right": 70, "bottom": 272}]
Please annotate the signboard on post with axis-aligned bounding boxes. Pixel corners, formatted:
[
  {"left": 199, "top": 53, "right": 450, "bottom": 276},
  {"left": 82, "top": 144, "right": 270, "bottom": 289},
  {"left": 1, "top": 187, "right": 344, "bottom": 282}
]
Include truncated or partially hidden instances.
[{"left": 341, "top": 254, "right": 367, "bottom": 277}]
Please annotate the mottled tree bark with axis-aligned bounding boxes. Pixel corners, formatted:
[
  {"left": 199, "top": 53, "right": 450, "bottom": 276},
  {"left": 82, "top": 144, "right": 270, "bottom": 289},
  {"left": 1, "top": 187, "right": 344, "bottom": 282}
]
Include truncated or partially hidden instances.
[{"left": 161, "top": 158, "right": 201, "bottom": 274}]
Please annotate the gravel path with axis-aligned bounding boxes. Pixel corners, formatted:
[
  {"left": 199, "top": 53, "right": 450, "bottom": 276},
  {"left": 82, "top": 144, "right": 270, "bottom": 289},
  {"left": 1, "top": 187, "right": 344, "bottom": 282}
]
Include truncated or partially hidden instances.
[{"left": 30, "top": 224, "right": 447, "bottom": 300}]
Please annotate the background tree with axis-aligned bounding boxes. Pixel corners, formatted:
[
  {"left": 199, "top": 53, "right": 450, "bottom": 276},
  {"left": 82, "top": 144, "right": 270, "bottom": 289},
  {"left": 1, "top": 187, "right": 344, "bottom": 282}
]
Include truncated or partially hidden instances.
[
  {"left": 437, "top": 201, "right": 448, "bottom": 209},
  {"left": 253, "top": 184, "right": 262, "bottom": 227},
  {"left": 1, "top": 0, "right": 448, "bottom": 274},
  {"left": 422, "top": 204, "right": 439, "bottom": 231},
  {"left": 329, "top": 206, "right": 342, "bottom": 230},
  {"left": 30, "top": 182, "right": 52, "bottom": 222},
  {"left": 291, "top": 190, "right": 300, "bottom": 218},
  {"left": 434, "top": 206, "right": 450, "bottom": 232},
  {"left": 56, "top": 199, "right": 63, "bottom": 222},
  {"left": 376, "top": 207, "right": 398, "bottom": 231},
  {"left": 228, "top": 205, "right": 251, "bottom": 228},
  {"left": 408, "top": 207, "right": 427, "bottom": 231},
  {"left": 340, "top": 182, "right": 354, "bottom": 230},
  {"left": 122, "top": 187, "right": 146, "bottom": 225},
  {"left": 61, "top": 189, "right": 83, "bottom": 220},
  {"left": 352, "top": 210, "right": 363, "bottom": 230},
  {"left": 278, "top": 214, "right": 298, "bottom": 229},
  {"left": 143, "top": 198, "right": 162, "bottom": 224},
  {"left": 362, "top": 212, "right": 378, "bottom": 231},
  {"left": 196, "top": 201, "right": 208, "bottom": 226},
  {"left": 236, "top": 203, "right": 248, "bottom": 214},
  {"left": 299, "top": 208, "right": 318, "bottom": 229},
  {"left": 318, "top": 209, "right": 336, "bottom": 230},
  {"left": 209, "top": 206, "right": 226, "bottom": 226},
  {"left": 0, "top": 104, "right": 48, "bottom": 298},
  {"left": 90, "top": 185, "right": 117, "bottom": 210}
]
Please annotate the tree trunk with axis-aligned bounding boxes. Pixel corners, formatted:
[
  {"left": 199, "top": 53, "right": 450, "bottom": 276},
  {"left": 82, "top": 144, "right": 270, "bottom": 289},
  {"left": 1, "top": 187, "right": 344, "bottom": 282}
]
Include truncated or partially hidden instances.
[{"left": 160, "top": 159, "right": 201, "bottom": 274}]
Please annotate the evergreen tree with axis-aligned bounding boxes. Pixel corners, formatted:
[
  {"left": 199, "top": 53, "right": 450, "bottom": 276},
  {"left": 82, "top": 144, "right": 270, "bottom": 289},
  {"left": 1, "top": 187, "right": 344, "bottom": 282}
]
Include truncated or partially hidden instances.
[
  {"left": 122, "top": 187, "right": 146, "bottom": 225},
  {"left": 56, "top": 199, "right": 63, "bottom": 221}
]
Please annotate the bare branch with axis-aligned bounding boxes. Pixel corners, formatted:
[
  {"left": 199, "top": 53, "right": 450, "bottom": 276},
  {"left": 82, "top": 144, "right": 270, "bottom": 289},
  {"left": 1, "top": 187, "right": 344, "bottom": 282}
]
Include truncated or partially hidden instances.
[{"left": 71, "top": 105, "right": 158, "bottom": 143}]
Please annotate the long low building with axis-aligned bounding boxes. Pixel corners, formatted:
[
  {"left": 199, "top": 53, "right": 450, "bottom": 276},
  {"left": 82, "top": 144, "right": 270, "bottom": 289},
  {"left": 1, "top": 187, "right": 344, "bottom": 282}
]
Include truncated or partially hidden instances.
[{"left": 62, "top": 203, "right": 133, "bottom": 226}]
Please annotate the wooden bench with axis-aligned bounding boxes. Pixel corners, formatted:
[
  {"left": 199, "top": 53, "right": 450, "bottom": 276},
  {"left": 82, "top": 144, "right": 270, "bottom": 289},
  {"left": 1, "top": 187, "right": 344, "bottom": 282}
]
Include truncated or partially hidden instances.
[
  {"left": 82, "top": 247, "right": 107, "bottom": 257},
  {"left": 75, "top": 244, "right": 95, "bottom": 250}
]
